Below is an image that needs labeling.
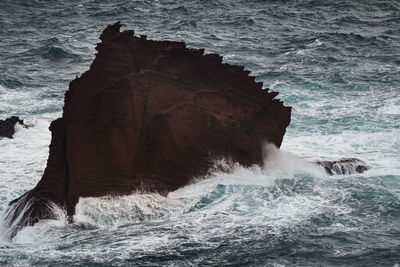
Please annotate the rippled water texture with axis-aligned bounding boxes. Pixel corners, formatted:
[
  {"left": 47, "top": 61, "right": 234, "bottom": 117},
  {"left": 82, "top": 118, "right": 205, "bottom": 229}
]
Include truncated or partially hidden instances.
[{"left": 0, "top": 0, "right": 399, "bottom": 266}]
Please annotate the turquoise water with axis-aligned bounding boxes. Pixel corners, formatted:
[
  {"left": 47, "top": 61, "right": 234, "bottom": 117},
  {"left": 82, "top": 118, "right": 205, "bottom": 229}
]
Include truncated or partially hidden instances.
[{"left": 0, "top": 0, "right": 399, "bottom": 266}]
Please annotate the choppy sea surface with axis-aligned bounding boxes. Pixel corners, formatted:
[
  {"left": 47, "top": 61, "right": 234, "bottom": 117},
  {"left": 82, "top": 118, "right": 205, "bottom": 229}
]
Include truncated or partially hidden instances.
[{"left": 0, "top": 0, "right": 399, "bottom": 266}]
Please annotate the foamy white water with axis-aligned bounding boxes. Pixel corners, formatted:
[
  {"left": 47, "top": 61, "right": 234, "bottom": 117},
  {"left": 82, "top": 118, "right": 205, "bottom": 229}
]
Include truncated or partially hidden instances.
[
  {"left": 1, "top": 0, "right": 399, "bottom": 265},
  {"left": 0, "top": 119, "right": 52, "bottom": 207},
  {"left": 2, "top": 144, "right": 340, "bottom": 245}
]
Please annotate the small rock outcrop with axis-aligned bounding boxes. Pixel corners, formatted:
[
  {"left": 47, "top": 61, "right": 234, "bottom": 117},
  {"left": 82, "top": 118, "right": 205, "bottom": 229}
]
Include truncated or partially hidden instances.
[
  {"left": 315, "top": 158, "right": 370, "bottom": 175},
  {"left": 0, "top": 116, "right": 24, "bottom": 138},
  {"left": 5, "top": 22, "right": 291, "bottom": 232}
]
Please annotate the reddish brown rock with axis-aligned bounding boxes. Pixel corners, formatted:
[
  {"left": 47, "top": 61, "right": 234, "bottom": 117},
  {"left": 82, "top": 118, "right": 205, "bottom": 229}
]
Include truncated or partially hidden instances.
[{"left": 6, "top": 22, "right": 291, "bottom": 230}]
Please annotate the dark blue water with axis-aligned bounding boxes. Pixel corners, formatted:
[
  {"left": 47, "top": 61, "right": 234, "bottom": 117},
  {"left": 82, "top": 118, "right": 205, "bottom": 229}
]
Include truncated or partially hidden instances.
[{"left": 1, "top": 0, "right": 400, "bottom": 266}]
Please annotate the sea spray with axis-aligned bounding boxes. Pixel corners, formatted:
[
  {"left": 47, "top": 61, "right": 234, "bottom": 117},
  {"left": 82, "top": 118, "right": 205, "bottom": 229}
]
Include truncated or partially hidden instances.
[
  {"left": 262, "top": 143, "right": 327, "bottom": 177},
  {"left": 0, "top": 194, "right": 65, "bottom": 242},
  {"left": 0, "top": 141, "right": 395, "bottom": 265},
  {"left": 70, "top": 145, "right": 329, "bottom": 230},
  {"left": 0, "top": 144, "right": 322, "bottom": 241},
  {"left": 0, "top": 119, "right": 52, "bottom": 210},
  {"left": 0, "top": 0, "right": 399, "bottom": 264},
  {"left": 73, "top": 193, "right": 180, "bottom": 229}
]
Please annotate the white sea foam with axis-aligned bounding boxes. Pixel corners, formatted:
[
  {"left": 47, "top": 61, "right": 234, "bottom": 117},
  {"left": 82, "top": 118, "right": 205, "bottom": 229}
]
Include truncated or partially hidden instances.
[
  {"left": 307, "top": 38, "right": 323, "bottom": 47},
  {"left": 69, "top": 144, "right": 328, "bottom": 231},
  {"left": 0, "top": 0, "right": 398, "bottom": 264},
  {"left": 0, "top": 140, "right": 369, "bottom": 267},
  {"left": 0, "top": 142, "right": 335, "bottom": 240},
  {"left": 378, "top": 96, "right": 400, "bottom": 115},
  {"left": 0, "top": 134, "right": 376, "bottom": 249},
  {"left": 12, "top": 202, "right": 66, "bottom": 244},
  {"left": 73, "top": 193, "right": 180, "bottom": 229},
  {"left": 0, "top": 193, "right": 66, "bottom": 244},
  {"left": 0, "top": 119, "right": 52, "bottom": 210}
]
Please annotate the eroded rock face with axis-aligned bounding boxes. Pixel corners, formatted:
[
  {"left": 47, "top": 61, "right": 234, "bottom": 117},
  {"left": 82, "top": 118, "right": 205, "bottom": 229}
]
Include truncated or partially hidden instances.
[
  {"left": 6, "top": 22, "right": 291, "bottom": 230},
  {"left": 0, "top": 116, "right": 24, "bottom": 138}
]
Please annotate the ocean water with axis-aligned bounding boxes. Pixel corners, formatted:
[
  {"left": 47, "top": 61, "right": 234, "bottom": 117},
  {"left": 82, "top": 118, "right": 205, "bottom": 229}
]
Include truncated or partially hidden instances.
[{"left": 0, "top": 0, "right": 399, "bottom": 266}]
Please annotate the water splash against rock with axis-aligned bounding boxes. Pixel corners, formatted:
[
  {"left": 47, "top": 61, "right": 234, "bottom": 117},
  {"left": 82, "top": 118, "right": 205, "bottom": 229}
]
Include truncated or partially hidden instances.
[{"left": 0, "top": 116, "right": 24, "bottom": 139}]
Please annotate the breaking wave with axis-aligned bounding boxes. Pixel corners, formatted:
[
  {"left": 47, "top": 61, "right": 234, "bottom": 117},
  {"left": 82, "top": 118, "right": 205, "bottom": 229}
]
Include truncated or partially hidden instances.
[
  {"left": 0, "top": 143, "right": 396, "bottom": 265},
  {"left": 1, "top": 0, "right": 399, "bottom": 265},
  {"left": 1, "top": 144, "right": 330, "bottom": 240}
]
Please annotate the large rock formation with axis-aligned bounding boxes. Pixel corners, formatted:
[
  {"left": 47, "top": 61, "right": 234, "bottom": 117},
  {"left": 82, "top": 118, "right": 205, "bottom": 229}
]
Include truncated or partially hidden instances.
[{"left": 5, "top": 22, "right": 291, "bottom": 230}]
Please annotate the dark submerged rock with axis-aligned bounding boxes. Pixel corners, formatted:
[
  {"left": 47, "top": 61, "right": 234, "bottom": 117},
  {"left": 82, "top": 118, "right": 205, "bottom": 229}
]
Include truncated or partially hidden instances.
[
  {"left": 0, "top": 116, "right": 24, "bottom": 138},
  {"left": 315, "top": 158, "right": 370, "bottom": 175},
  {"left": 5, "top": 22, "right": 291, "bottom": 232}
]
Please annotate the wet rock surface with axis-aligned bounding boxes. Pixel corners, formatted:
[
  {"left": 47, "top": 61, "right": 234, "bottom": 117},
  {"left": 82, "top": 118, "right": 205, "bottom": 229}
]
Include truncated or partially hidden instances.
[
  {"left": 6, "top": 22, "right": 291, "bottom": 230},
  {"left": 0, "top": 116, "right": 24, "bottom": 139},
  {"left": 315, "top": 158, "right": 370, "bottom": 175}
]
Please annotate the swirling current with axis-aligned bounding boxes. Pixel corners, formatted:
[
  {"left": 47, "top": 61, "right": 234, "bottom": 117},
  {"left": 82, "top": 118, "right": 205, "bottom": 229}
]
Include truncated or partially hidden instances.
[{"left": 0, "top": 0, "right": 399, "bottom": 266}]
